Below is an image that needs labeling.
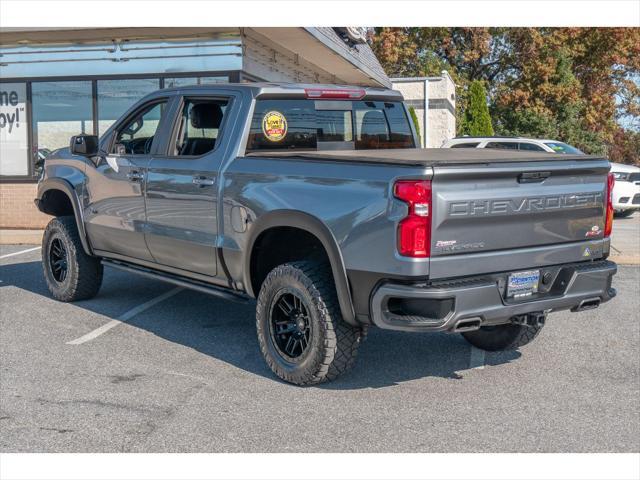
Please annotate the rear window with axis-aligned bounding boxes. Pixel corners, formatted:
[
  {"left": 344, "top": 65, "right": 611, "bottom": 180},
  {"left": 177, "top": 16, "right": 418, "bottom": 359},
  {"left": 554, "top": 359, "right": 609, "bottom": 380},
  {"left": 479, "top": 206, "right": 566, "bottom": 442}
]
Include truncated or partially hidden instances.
[{"left": 246, "top": 99, "right": 414, "bottom": 152}]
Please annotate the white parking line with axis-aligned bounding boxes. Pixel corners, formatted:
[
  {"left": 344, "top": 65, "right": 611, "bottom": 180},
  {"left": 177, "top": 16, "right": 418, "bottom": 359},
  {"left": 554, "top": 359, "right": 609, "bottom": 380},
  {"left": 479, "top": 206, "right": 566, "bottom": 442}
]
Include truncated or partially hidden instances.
[
  {"left": 0, "top": 246, "right": 41, "bottom": 260},
  {"left": 469, "top": 346, "right": 486, "bottom": 370},
  {"left": 67, "top": 287, "right": 183, "bottom": 345}
]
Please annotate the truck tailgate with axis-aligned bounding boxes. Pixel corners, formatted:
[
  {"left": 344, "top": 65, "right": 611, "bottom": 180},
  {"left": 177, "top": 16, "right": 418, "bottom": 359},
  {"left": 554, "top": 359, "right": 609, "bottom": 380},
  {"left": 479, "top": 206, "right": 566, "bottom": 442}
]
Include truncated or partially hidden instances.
[{"left": 429, "top": 159, "right": 611, "bottom": 279}]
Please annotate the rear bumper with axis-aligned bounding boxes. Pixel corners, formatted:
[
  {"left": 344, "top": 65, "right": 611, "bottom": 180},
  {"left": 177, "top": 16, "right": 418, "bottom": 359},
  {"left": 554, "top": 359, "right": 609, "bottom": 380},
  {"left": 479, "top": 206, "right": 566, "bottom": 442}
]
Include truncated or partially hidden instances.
[{"left": 370, "top": 260, "right": 617, "bottom": 332}]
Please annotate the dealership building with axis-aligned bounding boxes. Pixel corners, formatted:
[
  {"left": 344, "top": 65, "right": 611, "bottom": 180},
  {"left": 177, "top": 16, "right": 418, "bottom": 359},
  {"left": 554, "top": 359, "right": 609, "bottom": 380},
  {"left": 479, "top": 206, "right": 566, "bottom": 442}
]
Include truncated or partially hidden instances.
[{"left": 0, "top": 27, "right": 455, "bottom": 237}]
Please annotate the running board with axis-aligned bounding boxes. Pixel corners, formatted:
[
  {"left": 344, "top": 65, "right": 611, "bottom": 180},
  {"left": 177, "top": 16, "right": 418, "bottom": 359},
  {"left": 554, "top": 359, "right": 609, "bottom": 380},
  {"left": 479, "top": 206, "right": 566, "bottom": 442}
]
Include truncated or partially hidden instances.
[{"left": 102, "top": 259, "right": 250, "bottom": 303}]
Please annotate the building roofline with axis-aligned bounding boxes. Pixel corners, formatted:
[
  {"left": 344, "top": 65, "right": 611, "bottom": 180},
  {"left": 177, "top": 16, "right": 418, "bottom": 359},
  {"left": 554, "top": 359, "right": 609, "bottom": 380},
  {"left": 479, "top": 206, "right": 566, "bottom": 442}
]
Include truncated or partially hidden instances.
[
  {"left": 304, "top": 27, "right": 391, "bottom": 88},
  {"left": 390, "top": 71, "right": 454, "bottom": 83}
]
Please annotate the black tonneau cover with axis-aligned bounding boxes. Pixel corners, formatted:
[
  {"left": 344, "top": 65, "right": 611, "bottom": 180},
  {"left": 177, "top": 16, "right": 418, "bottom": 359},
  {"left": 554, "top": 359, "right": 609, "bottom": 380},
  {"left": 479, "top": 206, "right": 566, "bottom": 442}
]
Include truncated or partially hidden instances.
[{"left": 246, "top": 148, "right": 603, "bottom": 167}]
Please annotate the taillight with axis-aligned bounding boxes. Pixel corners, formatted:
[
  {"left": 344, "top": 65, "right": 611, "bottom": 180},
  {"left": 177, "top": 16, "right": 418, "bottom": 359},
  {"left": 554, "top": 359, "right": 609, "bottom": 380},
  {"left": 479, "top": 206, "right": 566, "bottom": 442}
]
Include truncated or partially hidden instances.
[
  {"left": 605, "top": 172, "right": 615, "bottom": 237},
  {"left": 394, "top": 180, "right": 432, "bottom": 257},
  {"left": 304, "top": 88, "right": 366, "bottom": 100}
]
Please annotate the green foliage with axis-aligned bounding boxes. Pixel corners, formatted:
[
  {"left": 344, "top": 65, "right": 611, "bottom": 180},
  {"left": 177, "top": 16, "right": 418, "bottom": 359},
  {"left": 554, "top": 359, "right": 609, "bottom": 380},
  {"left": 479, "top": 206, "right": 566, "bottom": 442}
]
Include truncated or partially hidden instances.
[
  {"left": 408, "top": 106, "right": 421, "bottom": 144},
  {"left": 370, "top": 27, "right": 640, "bottom": 164},
  {"left": 460, "top": 81, "right": 494, "bottom": 136}
]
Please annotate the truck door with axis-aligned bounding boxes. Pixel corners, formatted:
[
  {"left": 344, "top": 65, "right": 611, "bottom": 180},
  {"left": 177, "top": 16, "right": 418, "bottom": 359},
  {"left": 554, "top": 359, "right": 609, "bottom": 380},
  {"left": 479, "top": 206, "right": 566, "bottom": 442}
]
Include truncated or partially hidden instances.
[
  {"left": 144, "top": 94, "right": 234, "bottom": 277},
  {"left": 84, "top": 98, "right": 171, "bottom": 261}
]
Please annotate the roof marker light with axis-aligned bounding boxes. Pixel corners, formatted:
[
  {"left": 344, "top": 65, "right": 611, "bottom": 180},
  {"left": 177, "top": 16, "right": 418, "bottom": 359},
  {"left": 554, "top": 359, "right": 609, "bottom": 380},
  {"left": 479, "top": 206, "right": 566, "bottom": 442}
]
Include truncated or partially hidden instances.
[{"left": 304, "top": 88, "right": 366, "bottom": 100}]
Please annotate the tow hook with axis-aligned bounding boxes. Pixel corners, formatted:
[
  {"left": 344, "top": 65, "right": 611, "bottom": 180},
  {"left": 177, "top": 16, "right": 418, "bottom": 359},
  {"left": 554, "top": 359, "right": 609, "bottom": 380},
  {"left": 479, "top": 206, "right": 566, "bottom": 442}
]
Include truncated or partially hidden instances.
[{"left": 511, "top": 311, "right": 546, "bottom": 328}]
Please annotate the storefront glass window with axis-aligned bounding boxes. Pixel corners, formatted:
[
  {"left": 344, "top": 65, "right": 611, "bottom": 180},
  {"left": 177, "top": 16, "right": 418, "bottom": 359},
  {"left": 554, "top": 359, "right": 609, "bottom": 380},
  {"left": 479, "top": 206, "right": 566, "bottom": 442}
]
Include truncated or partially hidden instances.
[
  {"left": 97, "top": 78, "right": 160, "bottom": 136},
  {"left": 31, "top": 81, "right": 93, "bottom": 177},
  {"left": 0, "top": 83, "right": 29, "bottom": 177},
  {"left": 164, "top": 76, "right": 228, "bottom": 88}
]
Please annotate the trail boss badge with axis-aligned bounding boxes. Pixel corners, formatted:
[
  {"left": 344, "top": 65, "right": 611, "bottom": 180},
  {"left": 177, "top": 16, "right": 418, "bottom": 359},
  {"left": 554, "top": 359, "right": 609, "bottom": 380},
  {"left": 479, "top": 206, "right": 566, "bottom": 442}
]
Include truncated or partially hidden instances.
[{"left": 262, "top": 111, "right": 287, "bottom": 142}]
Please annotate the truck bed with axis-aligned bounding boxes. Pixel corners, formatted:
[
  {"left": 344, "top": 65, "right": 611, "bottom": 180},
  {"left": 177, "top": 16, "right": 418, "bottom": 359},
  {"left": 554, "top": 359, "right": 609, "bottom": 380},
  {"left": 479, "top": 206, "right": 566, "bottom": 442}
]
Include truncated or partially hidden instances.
[{"left": 246, "top": 148, "right": 602, "bottom": 167}]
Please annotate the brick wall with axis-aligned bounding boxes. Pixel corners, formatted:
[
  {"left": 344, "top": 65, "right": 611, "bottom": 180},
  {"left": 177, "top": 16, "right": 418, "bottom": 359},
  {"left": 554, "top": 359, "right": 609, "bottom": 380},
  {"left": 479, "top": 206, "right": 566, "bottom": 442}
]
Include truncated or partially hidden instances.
[{"left": 0, "top": 183, "right": 51, "bottom": 229}]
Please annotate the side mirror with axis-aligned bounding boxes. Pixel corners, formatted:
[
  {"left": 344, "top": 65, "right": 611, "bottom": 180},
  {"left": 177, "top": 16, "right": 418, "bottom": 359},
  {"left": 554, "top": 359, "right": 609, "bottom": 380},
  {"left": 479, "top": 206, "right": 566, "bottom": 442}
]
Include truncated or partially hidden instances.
[{"left": 70, "top": 134, "right": 99, "bottom": 157}]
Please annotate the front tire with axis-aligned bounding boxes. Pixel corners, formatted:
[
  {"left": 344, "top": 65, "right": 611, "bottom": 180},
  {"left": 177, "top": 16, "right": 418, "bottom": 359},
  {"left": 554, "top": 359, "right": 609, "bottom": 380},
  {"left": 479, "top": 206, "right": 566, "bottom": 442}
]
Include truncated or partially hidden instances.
[
  {"left": 461, "top": 322, "right": 543, "bottom": 351},
  {"left": 256, "top": 261, "right": 362, "bottom": 385},
  {"left": 42, "top": 216, "right": 103, "bottom": 302}
]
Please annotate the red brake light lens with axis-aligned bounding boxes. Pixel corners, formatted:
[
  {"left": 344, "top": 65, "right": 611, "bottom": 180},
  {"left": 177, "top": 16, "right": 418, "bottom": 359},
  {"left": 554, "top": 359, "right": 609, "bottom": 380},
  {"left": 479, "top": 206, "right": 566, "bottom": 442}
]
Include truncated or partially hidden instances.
[
  {"left": 304, "top": 88, "right": 366, "bottom": 100},
  {"left": 605, "top": 172, "right": 615, "bottom": 237},
  {"left": 394, "top": 180, "right": 432, "bottom": 258}
]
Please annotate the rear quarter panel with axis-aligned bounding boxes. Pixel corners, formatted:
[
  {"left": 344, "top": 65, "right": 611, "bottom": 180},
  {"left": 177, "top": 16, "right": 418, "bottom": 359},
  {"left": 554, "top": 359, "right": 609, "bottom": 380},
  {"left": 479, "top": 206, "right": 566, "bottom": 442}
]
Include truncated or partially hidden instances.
[{"left": 220, "top": 156, "right": 431, "bottom": 291}]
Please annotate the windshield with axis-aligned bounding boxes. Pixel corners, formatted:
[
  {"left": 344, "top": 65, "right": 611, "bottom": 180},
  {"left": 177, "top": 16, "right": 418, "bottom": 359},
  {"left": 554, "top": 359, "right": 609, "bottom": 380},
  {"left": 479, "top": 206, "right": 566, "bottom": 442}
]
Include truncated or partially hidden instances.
[
  {"left": 246, "top": 99, "right": 415, "bottom": 152},
  {"left": 543, "top": 142, "right": 584, "bottom": 154}
]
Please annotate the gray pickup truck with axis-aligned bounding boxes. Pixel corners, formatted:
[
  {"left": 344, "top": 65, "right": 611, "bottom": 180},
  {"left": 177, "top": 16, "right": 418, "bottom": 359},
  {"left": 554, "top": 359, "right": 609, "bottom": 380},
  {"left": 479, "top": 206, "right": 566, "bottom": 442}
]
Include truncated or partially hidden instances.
[{"left": 35, "top": 83, "right": 617, "bottom": 385}]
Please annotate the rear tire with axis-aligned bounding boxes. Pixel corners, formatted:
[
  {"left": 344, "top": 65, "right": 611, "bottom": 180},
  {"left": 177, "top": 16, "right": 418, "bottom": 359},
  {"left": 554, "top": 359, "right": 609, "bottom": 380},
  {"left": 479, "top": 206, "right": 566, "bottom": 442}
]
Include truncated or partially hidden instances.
[
  {"left": 42, "top": 216, "right": 103, "bottom": 302},
  {"left": 461, "top": 322, "right": 543, "bottom": 351},
  {"left": 256, "top": 260, "right": 362, "bottom": 385}
]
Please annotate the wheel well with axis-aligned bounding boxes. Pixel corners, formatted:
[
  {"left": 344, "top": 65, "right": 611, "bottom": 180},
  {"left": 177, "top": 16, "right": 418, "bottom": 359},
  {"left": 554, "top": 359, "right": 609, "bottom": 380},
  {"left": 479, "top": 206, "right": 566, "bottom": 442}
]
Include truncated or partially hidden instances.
[
  {"left": 250, "top": 227, "right": 330, "bottom": 296},
  {"left": 40, "top": 189, "right": 74, "bottom": 217}
]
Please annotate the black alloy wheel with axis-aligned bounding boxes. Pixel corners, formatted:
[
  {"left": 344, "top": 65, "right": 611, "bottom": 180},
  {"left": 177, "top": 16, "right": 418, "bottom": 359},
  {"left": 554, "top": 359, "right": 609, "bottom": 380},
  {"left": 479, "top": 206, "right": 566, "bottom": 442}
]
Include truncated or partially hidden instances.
[
  {"left": 270, "top": 290, "right": 311, "bottom": 361},
  {"left": 49, "top": 238, "right": 68, "bottom": 283}
]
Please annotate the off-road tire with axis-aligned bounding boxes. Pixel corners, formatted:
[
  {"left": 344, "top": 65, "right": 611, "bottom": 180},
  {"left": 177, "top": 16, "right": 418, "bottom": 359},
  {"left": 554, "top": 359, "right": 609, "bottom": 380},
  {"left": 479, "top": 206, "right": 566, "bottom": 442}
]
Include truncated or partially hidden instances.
[
  {"left": 42, "top": 216, "right": 103, "bottom": 302},
  {"left": 461, "top": 322, "right": 543, "bottom": 351},
  {"left": 256, "top": 261, "right": 362, "bottom": 385}
]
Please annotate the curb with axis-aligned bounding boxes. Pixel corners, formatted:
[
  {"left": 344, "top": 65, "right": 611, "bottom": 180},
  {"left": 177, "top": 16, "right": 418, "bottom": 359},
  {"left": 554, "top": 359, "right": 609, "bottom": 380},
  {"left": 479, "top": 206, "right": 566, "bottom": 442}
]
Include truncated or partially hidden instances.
[{"left": 0, "top": 230, "right": 44, "bottom": 245}]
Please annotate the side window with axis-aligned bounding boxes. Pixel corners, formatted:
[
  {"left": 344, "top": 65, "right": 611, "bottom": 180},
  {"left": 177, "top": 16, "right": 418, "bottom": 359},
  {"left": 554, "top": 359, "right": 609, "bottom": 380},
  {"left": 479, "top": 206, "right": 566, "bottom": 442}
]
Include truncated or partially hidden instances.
[
  {"left": 451, "top": 142, "right": 480, "bottom": 148},
  {"left": 485, "top": 141, "right": 518, "bottom": 150},
  {"left": 518, "top": 142, "right": 545, "bottom": 152},
  {"left": 113, "top": 100, "right": 167, "bottom": 155},
  {"left": 173, "top": 98, "right": 229, "bottom": 156}
]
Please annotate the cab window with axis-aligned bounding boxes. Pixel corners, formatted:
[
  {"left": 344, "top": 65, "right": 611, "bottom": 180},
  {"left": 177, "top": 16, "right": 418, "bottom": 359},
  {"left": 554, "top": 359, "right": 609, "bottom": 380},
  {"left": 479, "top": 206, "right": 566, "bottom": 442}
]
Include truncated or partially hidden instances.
[
  {"left": 246, "top": 99, "right": 414, "bottom": 152},
  {"left": 172, "top": 98, "right": 229, "bottom": 156},
  {"left": 113, "top": 100, "right": 167, "bottom": 155}
]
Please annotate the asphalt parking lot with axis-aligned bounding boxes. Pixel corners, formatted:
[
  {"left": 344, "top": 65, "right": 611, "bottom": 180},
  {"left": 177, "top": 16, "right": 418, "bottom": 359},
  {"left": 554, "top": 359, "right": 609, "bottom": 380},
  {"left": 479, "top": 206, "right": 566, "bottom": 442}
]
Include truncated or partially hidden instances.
[{"left": 1, "top": 216, "right": 639, "bottom": 453}]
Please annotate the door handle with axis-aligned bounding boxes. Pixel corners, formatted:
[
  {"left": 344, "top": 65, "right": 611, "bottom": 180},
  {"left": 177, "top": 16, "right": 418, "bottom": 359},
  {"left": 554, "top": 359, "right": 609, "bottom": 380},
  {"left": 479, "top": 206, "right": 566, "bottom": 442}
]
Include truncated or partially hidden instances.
[
  {"left": 192, "top": 176, "right": 215, "bottom": 187},
  {"left": 127, "top": 171, "right": 144, "bottom": 182}
]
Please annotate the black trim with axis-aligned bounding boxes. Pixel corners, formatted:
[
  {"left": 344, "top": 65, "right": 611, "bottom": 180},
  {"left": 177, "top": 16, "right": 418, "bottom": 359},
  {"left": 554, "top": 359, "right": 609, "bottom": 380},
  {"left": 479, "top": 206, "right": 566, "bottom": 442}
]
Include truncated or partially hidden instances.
[
  {"left": 243, "top": 210, "right": 357, "bottom": 326},
  {"left": 104, "top": 259, "right": 249, "bottom": 303},
  {"left": 36, "top": 178, "right": 93, "bottom": 255}
]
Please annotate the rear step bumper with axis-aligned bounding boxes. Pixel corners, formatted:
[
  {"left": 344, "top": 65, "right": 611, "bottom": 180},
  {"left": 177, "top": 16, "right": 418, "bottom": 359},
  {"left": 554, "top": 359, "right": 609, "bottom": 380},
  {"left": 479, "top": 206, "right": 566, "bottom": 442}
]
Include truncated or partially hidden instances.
[{"left": 370, "top": 260, "right": 617, "bottom": 332}]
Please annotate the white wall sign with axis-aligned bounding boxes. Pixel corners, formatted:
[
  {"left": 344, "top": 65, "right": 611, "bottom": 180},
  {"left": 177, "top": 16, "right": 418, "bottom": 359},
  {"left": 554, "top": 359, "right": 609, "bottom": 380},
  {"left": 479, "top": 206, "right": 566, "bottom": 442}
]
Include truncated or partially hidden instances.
[{"left": 0, "top": 83, "right": 29, "bottom": 176}]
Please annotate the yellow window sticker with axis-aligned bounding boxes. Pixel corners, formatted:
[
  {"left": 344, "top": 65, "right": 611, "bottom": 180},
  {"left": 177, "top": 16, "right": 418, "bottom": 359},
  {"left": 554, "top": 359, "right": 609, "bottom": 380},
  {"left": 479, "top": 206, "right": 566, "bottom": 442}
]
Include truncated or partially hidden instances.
[{"left": 262, "top": 111, "right": 287, "bottom": 142}]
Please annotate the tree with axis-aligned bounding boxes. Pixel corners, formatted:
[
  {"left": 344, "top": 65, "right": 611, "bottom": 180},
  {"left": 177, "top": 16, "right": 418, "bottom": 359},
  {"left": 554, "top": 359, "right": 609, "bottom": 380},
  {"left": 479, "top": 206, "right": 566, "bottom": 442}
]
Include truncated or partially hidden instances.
[
  {"left": 461, "top": 81, "right": 494, "bottom": 136},
  {"left": 370, "top": 28, "right": 640, "bottom": 164}
]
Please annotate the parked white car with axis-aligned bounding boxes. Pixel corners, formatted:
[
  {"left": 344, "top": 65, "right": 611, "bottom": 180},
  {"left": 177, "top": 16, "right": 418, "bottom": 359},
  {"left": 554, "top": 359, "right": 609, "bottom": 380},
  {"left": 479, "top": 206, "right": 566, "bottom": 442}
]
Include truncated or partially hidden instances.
[
  {"left": 610, "top": 162, "right": 640, "bottom": 217},
  {"left": 442, "top": 136, "right": 584, "bottom": 154}
]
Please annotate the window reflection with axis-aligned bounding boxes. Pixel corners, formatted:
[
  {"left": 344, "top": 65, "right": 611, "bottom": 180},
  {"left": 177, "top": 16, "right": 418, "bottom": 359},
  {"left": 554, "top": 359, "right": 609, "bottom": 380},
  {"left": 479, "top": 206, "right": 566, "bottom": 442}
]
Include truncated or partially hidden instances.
[
  {"left": 31, "top": 81, "right": 93, "bottom": 177},
  {"left": 97, "top": 79, "right": 159, "bottom": 136}
]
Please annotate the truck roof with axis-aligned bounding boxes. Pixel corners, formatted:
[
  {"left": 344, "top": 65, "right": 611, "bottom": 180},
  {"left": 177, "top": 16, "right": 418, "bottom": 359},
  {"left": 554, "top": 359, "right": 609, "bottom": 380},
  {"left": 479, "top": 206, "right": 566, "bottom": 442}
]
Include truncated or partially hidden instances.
[{"left": 158, "top": 82, "right": 403, "bottom": 101}]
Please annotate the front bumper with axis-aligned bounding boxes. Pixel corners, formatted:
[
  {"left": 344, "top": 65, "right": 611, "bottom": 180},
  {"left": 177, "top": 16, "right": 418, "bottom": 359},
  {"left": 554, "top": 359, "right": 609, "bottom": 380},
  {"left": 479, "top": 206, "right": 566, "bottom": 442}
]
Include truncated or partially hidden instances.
[{"left": 370, "top": 260, "right": 617, "bottom": 332}]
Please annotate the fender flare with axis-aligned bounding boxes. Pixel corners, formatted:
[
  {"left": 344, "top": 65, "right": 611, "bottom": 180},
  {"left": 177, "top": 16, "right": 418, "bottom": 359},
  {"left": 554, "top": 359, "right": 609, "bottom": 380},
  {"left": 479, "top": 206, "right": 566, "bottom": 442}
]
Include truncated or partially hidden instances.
[
  {"left": 36, "top": 178, "right": 93, "bottom": 256},
  {"left": 243, "top": 210, "right": 357, "bottom": 326}
]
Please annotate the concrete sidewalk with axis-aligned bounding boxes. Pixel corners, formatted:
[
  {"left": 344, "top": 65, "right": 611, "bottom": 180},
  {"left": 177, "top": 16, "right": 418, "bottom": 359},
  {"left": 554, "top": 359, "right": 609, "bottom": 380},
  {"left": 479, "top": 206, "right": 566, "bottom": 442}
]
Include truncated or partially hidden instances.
[{"left": 1, "top": 212, "right": 638, "bottom": 263}]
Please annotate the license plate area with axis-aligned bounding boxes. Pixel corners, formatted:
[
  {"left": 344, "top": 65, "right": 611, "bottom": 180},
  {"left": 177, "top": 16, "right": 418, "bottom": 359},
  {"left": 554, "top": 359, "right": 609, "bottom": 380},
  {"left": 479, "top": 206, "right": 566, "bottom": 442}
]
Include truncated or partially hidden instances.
[{"left": 506, "top": 270, "right": 540, "bottom": 299}]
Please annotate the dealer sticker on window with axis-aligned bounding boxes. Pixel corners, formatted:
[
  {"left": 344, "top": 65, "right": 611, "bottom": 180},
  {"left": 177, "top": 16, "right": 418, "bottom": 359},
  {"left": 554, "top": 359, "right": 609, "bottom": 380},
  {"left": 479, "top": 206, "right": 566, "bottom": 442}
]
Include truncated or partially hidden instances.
[
  {"left": 262, "top": 111, "right": 287, "bottom": 142},
  {"left": 506, "top": 270, "right": 540, "bottom": 298}
]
